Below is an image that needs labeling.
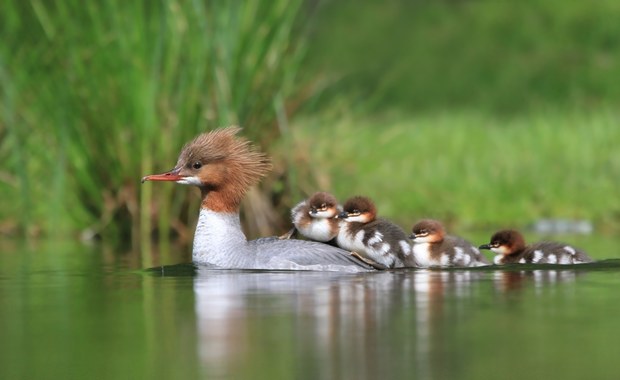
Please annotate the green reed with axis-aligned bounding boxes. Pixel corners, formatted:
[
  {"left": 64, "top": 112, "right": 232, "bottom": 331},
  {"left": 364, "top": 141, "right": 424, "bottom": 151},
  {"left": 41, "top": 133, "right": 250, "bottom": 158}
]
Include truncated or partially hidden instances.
[{"left": 0, "top": 0, "right": 305, "bottom": 246}]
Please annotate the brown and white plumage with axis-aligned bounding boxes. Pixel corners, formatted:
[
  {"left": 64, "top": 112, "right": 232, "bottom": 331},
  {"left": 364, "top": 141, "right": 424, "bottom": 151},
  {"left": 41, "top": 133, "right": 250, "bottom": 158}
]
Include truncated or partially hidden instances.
[
  {"left": 336, "top": 196, "right": 416, "bottom": 269},
  {"left": 284, "top": 192, "right": 341, "bottom": 243},
  {"left": 410, "top": 219, "right": 489, "bottom": 267},
  {"left": 479, "top": 229, "right": 593, "bottom": 265}
]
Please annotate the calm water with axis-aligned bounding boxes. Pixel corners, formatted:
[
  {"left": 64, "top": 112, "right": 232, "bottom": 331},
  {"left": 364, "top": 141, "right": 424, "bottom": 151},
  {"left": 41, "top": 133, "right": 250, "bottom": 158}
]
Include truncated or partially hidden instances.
[{"left": 1, "top": 236, "right": 620, "bottom": 380}]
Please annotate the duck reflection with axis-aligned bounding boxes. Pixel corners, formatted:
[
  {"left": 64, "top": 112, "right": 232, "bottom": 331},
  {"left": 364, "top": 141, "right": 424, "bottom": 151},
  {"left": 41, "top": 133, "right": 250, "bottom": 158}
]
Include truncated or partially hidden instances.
[
  {"left": 140, "top": 259, "right": 608, "bottom": 377},
  {"left": 492, "top": 268, "right": 581, "bottom": 294},
  {"left": 191, "top": 266, "right": 592, "bottom": 378},
  {"left": 192, "top": 268, "right": 491, "bottom": 379}
]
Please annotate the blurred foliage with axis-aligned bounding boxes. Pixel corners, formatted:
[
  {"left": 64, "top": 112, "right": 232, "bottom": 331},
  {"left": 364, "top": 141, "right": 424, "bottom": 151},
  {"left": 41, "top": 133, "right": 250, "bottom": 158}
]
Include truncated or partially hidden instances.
[
  {"left": 288, "top": 0, "right": 620, "bottom": 232},
  {"left": 303, "top": 0, "right": 620, "bottom": 113},
  {"left": 0, "top": 0, "right": 306, "bottom": 244}
]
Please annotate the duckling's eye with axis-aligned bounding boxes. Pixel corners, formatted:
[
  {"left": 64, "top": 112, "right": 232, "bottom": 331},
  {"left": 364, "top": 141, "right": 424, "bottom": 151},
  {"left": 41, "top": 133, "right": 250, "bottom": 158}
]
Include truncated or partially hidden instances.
[
  {"left": 192, "top": 162, "right": 202, "bottom": 170},
  {"left": 320, "top": 203, "right": 327, "bottom": 209},
  {"left": 352, "top": 209, "right": 359, "bottom": 214}
]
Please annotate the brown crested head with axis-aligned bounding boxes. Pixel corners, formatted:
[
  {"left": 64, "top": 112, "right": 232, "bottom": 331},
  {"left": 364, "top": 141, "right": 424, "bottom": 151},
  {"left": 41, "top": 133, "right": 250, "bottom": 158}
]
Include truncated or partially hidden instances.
[
  {"left": 142, "top": 127, "right": 272, "bottom": 212},
  {"left": 410, "top": 219, "right": 445, "bottom": 242},
  {"left": 480, "top": 229, "right": 526, "bottom": 255},
  {"left": 308, "top": 192, "right": 338, "bottom": 210},
  {"left": 339, "top": 196, "right": 377, "bottom": 222}
]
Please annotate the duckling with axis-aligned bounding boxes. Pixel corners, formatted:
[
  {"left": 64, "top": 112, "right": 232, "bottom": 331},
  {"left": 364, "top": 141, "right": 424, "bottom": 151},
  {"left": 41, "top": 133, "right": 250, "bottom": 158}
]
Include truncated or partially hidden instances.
[
  {"left": 280, "top": 191, "right": 341, "bottom": 243},
  {"left": 410, "top": 219, "right": 489, "bottom": 267},
  {"left": 336, "top": 196, "right": 416, "bottom": 269},
  {"left": 479, "top": 229, "right": 593, "bottom": 265}
]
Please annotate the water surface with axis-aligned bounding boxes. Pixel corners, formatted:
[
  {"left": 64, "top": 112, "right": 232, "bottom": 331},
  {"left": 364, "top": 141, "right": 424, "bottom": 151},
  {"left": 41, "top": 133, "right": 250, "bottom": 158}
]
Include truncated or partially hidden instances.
[{"left": 1, "top": 237, "right": 620, "bottom": 380}]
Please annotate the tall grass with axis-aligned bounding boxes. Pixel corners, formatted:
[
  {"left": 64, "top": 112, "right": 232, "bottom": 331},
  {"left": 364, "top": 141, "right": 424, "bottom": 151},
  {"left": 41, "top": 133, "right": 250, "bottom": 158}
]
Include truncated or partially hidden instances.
[
  {"left": 0, "top": 1, "right": 306, "bottom": 248},
  {"left": 291, "top": 109, "right": 620, "bottom": 233}
]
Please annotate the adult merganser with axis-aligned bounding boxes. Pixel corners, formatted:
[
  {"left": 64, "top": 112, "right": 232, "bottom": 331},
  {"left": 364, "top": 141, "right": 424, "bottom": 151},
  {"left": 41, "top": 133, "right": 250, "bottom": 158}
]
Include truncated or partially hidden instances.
[
  {"left": 142, "top": 127, "right": 375, "bottom": 272},
  {"left": 410, "top": 219, "right": 490, "bottom": 267},
  {"left": 479, "top": 229, "right": 593, "bottom": 265},
  {"left": 281, "top": 191, "right": 341, "bottom": 243},
  {"left": 336, "top": 196, "right": 416, "bottom": 269}
]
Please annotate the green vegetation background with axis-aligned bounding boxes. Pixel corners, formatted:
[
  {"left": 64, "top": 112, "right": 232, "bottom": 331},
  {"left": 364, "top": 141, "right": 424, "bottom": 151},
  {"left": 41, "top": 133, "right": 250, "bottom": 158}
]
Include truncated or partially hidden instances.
[{"left": 1, "top": 0, "right": 619, "bottom": 247}]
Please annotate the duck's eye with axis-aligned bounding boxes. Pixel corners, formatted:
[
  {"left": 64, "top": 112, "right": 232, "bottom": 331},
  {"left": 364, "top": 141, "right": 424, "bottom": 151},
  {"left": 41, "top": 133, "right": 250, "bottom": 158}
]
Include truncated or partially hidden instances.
[
  {"left": 192, "top": 162, "right": 202, "bottom": 170},
  {"left": 320, "top": 203, "right": 327, "bottom": 209},
  {"left": 352, "top": 209, "right": 359, "bottom": 214}
]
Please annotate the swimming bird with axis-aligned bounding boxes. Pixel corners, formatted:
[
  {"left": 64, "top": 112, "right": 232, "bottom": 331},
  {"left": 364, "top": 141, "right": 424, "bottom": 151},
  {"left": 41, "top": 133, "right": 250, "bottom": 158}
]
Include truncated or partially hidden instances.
[
  {"left": 336, "top": 196, "right": 416, "bottom": 269},
  {"left": 142, "top": 127, "right": 375, "bottom": 272},
  {"left": 410, "top": 219, "right": 490, "bottom": 267},
  {"left": 479, "top": 229, "right": 593, "bottom": 265}
]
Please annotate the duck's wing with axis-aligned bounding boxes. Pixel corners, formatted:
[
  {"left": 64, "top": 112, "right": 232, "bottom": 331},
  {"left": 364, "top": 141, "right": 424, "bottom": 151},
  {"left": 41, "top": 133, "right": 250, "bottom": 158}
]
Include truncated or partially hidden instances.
[
  {"left": 446, "top": 235, "right": 491, "bottom": 265},
  {"left": 527, "top": 242, "right": 593, "bottom": 264},
  {"left": 253, "top": 237, "right": 376, "bottom": 272}
]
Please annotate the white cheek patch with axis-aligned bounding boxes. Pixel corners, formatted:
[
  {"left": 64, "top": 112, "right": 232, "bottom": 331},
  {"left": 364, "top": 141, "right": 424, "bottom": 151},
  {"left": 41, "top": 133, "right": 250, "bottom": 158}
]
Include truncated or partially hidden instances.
[
  {"left": 176, "top": 176, "right": 202, "bottom": 186},
  {"left": 413, "top": 236, "right": 432, "bottom": 244},
  {"left": 312, "top": 210, "right": 335, "bottom": 219},
  {"left": 345, "top": 215, "right": 366, "bottom": 223},
  {"left": 490, "top": 246, "right": 508, "bottom": 255}
]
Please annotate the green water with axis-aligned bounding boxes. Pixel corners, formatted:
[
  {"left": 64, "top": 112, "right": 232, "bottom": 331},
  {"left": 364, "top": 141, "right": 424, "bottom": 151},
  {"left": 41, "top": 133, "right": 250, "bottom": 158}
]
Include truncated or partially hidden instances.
[{"left": 1, "top": 238, "right": 620, "bottom": 380}]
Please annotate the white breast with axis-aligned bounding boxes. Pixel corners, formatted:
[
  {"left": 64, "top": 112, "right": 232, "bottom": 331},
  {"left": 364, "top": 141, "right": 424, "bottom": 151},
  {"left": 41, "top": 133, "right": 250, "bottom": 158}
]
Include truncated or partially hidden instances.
[
  {"left": 297, "top": 218, "right": 337, "bottom": 242},
  {"left": 193, "top": 208, "right": 254, "bottom": 268},
  {"left": 413, "top": 242, "right": 438, "bottom": 267}
]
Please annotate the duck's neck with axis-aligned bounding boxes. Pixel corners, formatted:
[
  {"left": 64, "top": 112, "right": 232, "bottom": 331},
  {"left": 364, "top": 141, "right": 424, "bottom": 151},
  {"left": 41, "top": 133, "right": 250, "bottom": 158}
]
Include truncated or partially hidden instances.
[
  {"left": 496, "top": 247, "right": 525, "bottom": 264},
  {"left": 192, "top": 207, "right": 256, "bottom": 268}
]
